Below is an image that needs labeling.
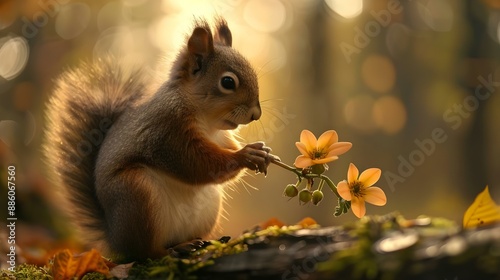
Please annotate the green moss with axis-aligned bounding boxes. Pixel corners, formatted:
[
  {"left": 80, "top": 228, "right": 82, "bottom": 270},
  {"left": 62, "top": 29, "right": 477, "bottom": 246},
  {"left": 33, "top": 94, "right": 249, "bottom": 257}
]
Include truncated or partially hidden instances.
[
  {"left": 0, "top": 270, "right": 15, "bottom": 280},
  {"left": 0, "top": 264, "right": 52, "bottom": 280},
  {"left": 126, "top": 225, "right": 305, "bottom": 279},
  {"left": 0, "top": 265, "right": 107, "bottom": 280},
  {"left": 81, "top": 272, "right": 108, "bottom": 280},
  {"left": 317, "top": 213, "right": 460, "bottom": 279}
]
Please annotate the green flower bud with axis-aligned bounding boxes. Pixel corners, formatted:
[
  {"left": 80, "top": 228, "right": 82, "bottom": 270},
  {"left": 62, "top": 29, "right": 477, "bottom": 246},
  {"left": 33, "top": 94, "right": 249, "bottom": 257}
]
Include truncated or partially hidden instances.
[
  {"left": 284, "top": 184, "right": 299, "bottom": 198},
  {"left": 299, "top": 189, "right": 312, "bottom": 204},
  {"left": 312, "top": 190, "right": 324, "bottom": 205},
  {"left": 311, "top": 164, "right": 326, "bottom": 175}
]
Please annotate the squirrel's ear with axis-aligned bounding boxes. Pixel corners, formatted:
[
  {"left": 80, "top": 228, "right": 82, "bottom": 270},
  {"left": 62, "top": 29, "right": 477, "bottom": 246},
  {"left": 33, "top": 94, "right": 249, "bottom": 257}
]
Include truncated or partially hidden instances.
[
  {"left": 188, "top": 27, "right": 214, "bottom": 58},
  {"left": 214, "top": 19, "right": 232, "bottom": 47}
]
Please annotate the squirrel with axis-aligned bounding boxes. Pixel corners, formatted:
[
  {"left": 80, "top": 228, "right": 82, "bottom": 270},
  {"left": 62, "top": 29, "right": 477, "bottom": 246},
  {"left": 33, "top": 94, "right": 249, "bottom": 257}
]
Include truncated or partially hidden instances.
[{"left": 43, "top": 17, "right": 276, "bottom": 261}]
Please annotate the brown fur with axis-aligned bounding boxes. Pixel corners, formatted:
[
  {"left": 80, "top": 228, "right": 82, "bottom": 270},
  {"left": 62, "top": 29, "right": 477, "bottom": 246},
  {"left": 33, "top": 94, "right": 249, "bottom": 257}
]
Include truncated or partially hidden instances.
[{"left": 44, "top": 17, "right": 270, "bottom": 261}]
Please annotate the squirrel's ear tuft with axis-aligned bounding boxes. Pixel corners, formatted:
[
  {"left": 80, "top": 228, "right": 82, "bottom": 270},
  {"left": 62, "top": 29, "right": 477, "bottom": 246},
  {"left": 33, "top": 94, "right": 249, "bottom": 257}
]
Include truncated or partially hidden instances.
[
  {"left": 187, "top": 26, "right": 214, "bottom": 57},
  {"left": 214, "top": 18, "right": 232, "bottom": 47}
]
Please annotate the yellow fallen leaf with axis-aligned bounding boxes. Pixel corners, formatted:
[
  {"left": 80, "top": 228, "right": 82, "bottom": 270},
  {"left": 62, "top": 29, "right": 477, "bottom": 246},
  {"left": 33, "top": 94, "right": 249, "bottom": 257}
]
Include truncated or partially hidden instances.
[{"left": 463, "top": 186, "right": 500, "bottom": 228}]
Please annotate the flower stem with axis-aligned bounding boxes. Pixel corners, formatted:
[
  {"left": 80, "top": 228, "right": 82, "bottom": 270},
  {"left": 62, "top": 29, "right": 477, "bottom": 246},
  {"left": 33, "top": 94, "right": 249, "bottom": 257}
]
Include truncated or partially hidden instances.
[
  {"left": 303, "top": 174, "right": 339, "bottom": 198},
  {"left": 319, "top": 175, "right": 339, "bottom": 198},
  {"left": 295, "top": 179, "right": 302, "bottom": 188},
  {"left": 270, "top": 157, "right": 302, "bottom": 177},
  {"left": 270, "top": 156, "right": 340, "bottom": 198},
  {"left": 317, "top": 179, "right": 325, "bottom": 192}
]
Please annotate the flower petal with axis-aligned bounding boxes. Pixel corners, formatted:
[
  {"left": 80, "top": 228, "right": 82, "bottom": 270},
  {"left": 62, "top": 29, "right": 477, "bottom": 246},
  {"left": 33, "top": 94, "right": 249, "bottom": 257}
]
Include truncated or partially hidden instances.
[
  {"left": 337, "top": 181, "right": 352, "bottom": 201},
  {"left": 347, "top": 163, "right": 359, "bottom": 184},
  {"left": 294, "top": 155, "right": 313, "bottom": 169},
  {"left": 299, "top": 130, "right": 317, "bottom": 151},
  {"left": 364, "top": 187, "right": 387, "bottom": 206},
  {"left": 326, "top": 142, "right": 352, "bottom": 157},
  {"left": 317, "top": 130, "right": 338, "bottom": 150},
  {"left": 295, "top": 142, "right": 310, "bottom": 157},
  {"left": 312, "top": 156, "right": 338, "bottom": 165},
  {"left": 359, "top": 168, "right": 381, "bottom": 188},
  {"left": 350, "top": 196, "right": 366, "bottom": 218}
]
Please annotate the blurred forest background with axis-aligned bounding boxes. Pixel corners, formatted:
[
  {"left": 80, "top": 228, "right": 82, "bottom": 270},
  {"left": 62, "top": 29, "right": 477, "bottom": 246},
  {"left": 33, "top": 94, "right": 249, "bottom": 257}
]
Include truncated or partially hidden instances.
[{"left": 0, "top": 0, "right": 499, "bottom": 253}]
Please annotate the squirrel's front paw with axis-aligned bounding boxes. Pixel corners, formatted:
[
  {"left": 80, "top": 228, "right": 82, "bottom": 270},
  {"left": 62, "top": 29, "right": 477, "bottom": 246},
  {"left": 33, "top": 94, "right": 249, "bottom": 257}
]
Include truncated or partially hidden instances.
[{"left": 236, "top": 142, "right": 279, "bottom": 175}]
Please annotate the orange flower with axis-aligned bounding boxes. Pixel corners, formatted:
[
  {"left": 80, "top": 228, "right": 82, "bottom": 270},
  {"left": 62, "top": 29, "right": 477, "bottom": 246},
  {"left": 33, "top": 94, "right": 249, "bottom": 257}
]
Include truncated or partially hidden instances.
[
  {"left": 337, "top": 163, "right": 387, "bottom": 218},
  {"left": 294, "top": 130, "right": 352, "bottom": 169}
]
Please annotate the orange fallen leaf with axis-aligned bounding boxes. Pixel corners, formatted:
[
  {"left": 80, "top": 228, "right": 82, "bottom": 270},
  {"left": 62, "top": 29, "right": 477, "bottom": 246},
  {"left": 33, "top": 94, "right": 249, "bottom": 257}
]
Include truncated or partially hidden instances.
[
  {"left": 51, "top": 249, "right": 110, "bottom": 280},
  {"left": 259, "top": 217, "right": 285, "bottom": 229},
  {"left": 296, "top": 217, "right": 318, "bottom": 227}
]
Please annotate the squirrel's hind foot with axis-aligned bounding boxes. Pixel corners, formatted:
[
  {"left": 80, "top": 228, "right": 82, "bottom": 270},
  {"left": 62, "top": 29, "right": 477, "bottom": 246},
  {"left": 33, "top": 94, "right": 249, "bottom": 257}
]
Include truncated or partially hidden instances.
[{"left": 165, "top": 236, "right": 231, "bottom": 258}]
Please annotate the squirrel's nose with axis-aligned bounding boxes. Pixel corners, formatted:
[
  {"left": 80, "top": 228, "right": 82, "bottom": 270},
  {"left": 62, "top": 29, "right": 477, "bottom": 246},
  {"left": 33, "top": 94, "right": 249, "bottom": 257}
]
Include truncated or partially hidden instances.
[{"left": 250, "top": 104, "right": 262, "bottom": 121}]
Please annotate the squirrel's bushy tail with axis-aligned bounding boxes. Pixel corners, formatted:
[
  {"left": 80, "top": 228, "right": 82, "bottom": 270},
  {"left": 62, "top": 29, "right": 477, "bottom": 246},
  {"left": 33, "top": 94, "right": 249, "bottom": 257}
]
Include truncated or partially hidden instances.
[{"left": 44, "top": 58, "right": 145, "bottom": 245}]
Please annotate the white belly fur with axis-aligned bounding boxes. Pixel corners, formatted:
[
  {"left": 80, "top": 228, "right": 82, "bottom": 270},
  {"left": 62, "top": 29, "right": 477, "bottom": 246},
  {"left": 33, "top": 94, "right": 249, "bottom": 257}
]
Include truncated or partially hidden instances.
[
  {"left": 146, "top": 129, "right": 240, "bottom": 248},
  {"left": 146, "top": 167, "right": 224, "bottom": 248}
]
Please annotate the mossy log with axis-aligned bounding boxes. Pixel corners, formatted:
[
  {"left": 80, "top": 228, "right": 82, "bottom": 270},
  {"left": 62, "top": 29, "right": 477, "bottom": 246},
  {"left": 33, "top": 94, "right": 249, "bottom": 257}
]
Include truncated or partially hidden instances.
[
  {"left": 197, "top": 213, "right": 500, "bottom": 280},
  {"left": 2, "top": 213, "right": 499, "bottom": 279}
]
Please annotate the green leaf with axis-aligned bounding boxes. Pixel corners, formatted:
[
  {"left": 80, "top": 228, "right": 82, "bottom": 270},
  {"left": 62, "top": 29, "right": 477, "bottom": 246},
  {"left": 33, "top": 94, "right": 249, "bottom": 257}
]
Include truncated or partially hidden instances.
[{"left": 334, "top": 198, "right": 351, "bottom": 216}]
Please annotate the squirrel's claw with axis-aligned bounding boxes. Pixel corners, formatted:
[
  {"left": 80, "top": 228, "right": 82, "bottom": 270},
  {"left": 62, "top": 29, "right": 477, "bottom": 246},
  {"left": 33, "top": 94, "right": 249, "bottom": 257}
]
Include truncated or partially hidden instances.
[{"left": 238, "top": 142, "right": 274, "bottom": 176}]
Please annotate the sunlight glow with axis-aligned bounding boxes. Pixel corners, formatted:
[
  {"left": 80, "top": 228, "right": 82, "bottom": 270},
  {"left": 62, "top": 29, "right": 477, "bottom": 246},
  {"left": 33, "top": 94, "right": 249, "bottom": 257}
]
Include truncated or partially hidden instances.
[
  {"left": 243, "top": 0, "right": 286, "bottom": 33},
  {"left": 325, "top": 0, "right": 363, "bottom": 19}
]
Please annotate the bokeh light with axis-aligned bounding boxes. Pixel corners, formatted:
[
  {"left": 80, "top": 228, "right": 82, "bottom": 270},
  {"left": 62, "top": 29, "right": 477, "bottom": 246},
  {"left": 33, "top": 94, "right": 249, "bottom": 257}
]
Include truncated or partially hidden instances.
[
  {"left": 0, "top": 36, "right": 29, "bottom": 81},
  {"left": 243, "top": 0, "right": 286, "bottom": 33},
  {"left": 361, "top": 54, "right": 396, "bottom": 94},
  {"left": 417, "top": 1, "right": 454, "bottom": 32},
  {"left": 55, "top": 3, "right": 91, "bottom": 40},
  {"left": 373, "top": 96, "right": 407, "bottom": 134},
  {"left": 324, "top": 0, "right": 363, "bottom": 19}
]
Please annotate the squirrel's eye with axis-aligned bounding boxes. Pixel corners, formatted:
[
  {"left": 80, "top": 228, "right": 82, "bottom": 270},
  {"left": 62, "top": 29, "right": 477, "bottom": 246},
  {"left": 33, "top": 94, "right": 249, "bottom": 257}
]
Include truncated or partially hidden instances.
[
  {"left": 218, "top": 72, "right": 239, "bottom": 94},
  {"left": 221, "top": 77, "right": 235, "bottom": 89}
]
